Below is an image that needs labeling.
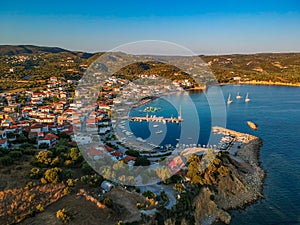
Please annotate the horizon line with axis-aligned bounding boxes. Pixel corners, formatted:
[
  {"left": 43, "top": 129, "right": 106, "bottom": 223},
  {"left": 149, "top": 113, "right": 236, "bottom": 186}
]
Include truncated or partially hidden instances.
[{"left": 1, "top": 43, "right": 300, "bottom": 56}]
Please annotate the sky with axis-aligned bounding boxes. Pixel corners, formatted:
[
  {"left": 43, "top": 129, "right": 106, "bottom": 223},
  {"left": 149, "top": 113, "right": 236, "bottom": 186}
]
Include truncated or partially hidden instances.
[{"left": 0, "top": 0, "right": 299, "bottom": 54}]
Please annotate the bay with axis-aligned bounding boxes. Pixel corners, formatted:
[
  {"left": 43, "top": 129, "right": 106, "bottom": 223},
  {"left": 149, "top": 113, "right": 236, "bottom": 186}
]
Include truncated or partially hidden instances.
[{"left": 128, "top": 84, "right": 300, "bottom": 224}]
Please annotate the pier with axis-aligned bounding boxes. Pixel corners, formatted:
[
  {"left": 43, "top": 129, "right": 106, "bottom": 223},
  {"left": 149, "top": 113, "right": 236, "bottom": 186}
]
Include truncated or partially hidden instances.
[{"left": 128, "top": 114, "right": 183, "bottom": 124}]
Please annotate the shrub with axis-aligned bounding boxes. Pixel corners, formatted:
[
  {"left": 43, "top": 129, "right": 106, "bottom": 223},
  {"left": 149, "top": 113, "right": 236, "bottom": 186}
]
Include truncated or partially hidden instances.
[
  {"left": 68, "top": 148, "right": 82, "bottom": 162},
  {"left": 35, "top": 150, "right": 53, "bottom": 166},
  {"left": 56, "top": 208, "right": 73, "bottom": 224},
  {"left": 81, "top": 161, "right": 93, "bottom": 174},
  {"left": 63, "top": 187, "right": 72, "bottom": 195},
  {"left": 80, "top": 175, "right": 89, "bottom": 184},
  {"left": 160, "top": 191, "right": 169, "bottom": 202},
  {"left": 8, "top": 150, "right": 23, "bottom": 159},
  {"left": 36, "top": 204, "right": 44, "bottom": 212},
  {"left": 40, "top": 177, "right": 47, "bottom": 184},
  {"left": 29, "top": 194, "right": 36, "bottom": 201},
  {"left": 64, "top": 159, "right": 73, "bottom": 167},
  {"left": 51, "top": 156, "right": 60, "bottom": 166},
  {"left": 136, "top": 202, "right": 144, "bottom": 209},
  {"left": 39, "top": 142, "right": 50, "bottom": 149},
  {"left": 66, "top": 179, "right": 75, "bottom": 187},
  {"left": 25, "top": 181, "right": 36, "bottom": 190},
  {"left": 63, "top": 169, "right": 73, "bottom": 179},
  {"left": 142, "top": 190, "right": 156, "bottom": 199},
  {"left": 0, "top": 147, "right": 9, "bottom": 155},
  {"left": 43, "top": 167, "right": 62, "bottom": 184},
  {"left": 30, "top": 167, "right": 42, "bottom": 179},
  {"left": 0, "top": 156, "right": 13, "bottom": 166},
  {"left": 101, "top": 197, "right": 113, "bottom": 208}
]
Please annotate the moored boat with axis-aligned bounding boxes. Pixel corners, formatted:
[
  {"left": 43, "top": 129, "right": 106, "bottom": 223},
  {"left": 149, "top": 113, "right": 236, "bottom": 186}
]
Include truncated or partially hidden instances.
[
  {"left": 245, "top": 92, "right": 250, "bottom": 102},
  {"left": 227, "top": 93, "right": 233, "bottom": 104},
  {"left": 247, "top": 121, "right": 258, "bottom": 130},
  {"left": 236, "top": 92, "right": 243, "bottom": 99}
]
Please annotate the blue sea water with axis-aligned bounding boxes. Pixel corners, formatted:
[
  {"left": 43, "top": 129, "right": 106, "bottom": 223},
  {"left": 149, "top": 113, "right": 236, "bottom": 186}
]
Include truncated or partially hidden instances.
[
  {"left": 223, "top": 85, "right": 300, "bottom": 225},
  {"left": 129, "top": 85, "right": 300, "bottom": 224}
]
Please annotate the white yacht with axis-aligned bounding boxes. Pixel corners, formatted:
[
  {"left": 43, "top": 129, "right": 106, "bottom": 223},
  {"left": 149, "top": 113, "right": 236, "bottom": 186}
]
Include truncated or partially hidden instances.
[
  {"left": 245, "top": 93, "right": 250, "bottom": 102},
  {"left": 227, "top": 93, "right": 233, "bottom": 104},
  {"left": 236, "top": 92, "right": 242, "bottom": 99}
]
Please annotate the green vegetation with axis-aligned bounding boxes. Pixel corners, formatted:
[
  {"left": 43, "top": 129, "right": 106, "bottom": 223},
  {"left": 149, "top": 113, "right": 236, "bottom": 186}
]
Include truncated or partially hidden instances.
[
  {"left": 125, "top": 150, "right": 140, "bottom": 157},
  {"left": 101, "top": 197, "right": 113, "bottom": 208},
  {"left": 2, "top": 45, "right": 298, "bottom": 92},
  {"left": 202, "top": 53, "right": 300, "bottom": 84},
  {"left": 56, "top": 208, "right": 73, "bottom": 224},
  {"left": 142, "top": 190, "right": 156, "bottom": 199},
  {"left": 41, "top": 167, "right": 62, "bottom": 184},
  {"left": 134, "top": 156, "right": 150, "bottom": 166},
  {"left": 0, "top": 155, "right": 14, "bottom": 166},
  {"left": 186, "top": 150, "right": 228, "bottom": 185}
]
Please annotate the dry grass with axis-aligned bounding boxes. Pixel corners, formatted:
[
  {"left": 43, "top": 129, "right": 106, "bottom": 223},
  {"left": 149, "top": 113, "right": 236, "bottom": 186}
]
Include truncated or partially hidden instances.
[{"left": 19, "top": 188, "right": 146, "bottom": 225}]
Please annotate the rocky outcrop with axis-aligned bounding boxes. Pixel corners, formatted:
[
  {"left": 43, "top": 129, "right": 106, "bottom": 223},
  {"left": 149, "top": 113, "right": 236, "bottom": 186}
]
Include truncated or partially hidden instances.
[
  {"left": 194, "top": 187, "right": 231, "bottom": 225},
  {"left": 237, "top": 138, "right": 262, "bottom": 165},
  {"left": 192, "top": 138, "right": 265, "bottom": 225}
]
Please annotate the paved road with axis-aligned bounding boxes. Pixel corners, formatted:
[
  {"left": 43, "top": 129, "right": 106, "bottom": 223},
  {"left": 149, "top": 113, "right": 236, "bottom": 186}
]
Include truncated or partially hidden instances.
[{"left": 138, "top": 184, "right": 177, "bottom": 209}]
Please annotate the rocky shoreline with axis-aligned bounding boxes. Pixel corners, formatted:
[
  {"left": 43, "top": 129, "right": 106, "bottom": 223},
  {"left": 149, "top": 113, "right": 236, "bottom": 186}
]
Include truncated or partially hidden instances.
[
  {"left": 193, "top": 131, "right": 265, "bottom": 225},
  {"left": 156, "top": 128, "right": 265, "bottom": 225}
]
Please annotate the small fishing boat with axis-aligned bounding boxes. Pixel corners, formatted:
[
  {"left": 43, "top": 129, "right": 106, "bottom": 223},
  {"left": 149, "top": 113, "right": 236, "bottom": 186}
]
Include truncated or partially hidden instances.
[{"left": 247, "top": 121, "right": 258, "bottom": 130}]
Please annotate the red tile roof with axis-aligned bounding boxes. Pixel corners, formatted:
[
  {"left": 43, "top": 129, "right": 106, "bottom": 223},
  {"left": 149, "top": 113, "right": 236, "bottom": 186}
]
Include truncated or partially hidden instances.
[
  {"left": 104, "top": 145, "right": 114, "bottom": 152},
  {"left": 0, "top": 139, "right": 7, "bottom": 144},
  {"left": 88, "top": 148, "right": 105, "bottom": 157},
  {"left": 111, "top": 151, "right": 122, "bottom": 157},
  {"left": 123, "top": 155, "right": 136, "bottom": 163},
  {"left": 43, "top": 133, "right": 58, "bottom": 140}
]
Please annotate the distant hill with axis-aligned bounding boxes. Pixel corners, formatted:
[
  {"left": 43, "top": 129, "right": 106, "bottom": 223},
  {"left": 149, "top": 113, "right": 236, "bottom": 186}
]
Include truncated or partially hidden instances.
[
  {"left": 0, "top": 45, "right": 97, "bottom": 59},
  {"left": 201, "top": 53, "right": 300, "bottom": 83},
  {"left": 0, "top": 45, "right": 74, "bottom": 56},
  {"left": 0, "top": 45, "right": 299, "bottom": 91}
]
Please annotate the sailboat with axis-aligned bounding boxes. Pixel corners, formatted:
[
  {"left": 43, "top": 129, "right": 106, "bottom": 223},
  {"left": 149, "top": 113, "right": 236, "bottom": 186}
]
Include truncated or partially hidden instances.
[
  {"left": 227, "top": 94, "right": 233, "bottom": 104},
  {"left": 236, "top": 92, "right": 242, "bottom": 99},
  {"left": 245, "top": 93, "right": 250, "bottom": 102}
]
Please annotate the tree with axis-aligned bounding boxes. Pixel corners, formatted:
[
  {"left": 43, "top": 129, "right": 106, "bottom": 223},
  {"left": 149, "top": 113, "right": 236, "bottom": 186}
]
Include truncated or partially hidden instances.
[
  {"left": 68, "top": 148, "right": 82, "bottom": 162},
  {"left": 125, "top": 150, "right": 140, "bottom": 157},
  {"left": 43, "top": 167, "right": 62, "bottom": 184},
  {"left": 134, "top": 156, "right": 150, "bottom": 166},
  {"left": 30, "top": 167, "right": 42, "bottom": 179},
  {"left": 35, "top": 150, "right": 53, "bottom": 166},
  {"left": 39, "top": 142, "right": 49, "bottom": 149}
]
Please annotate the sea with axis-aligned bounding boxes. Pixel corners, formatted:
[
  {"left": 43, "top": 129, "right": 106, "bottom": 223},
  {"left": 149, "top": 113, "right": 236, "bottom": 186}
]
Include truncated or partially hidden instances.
[{"left": 128, "top": 84, "right": 300, "bottom": 225}]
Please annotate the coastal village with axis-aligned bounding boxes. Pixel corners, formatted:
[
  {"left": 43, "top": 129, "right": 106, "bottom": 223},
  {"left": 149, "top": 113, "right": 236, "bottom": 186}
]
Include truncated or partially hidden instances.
[
  {"left": 0, "top": 53, "right": 265, "bottom": 225},
  {"left": 1, "top": 72, "right": 259, "bottom": 182}
]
